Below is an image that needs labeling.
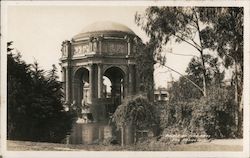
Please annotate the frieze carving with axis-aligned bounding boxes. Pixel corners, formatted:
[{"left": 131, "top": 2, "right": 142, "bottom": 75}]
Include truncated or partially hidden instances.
[
  {"left": 102, "top": 41, "right": 127, "bottom": 55},
  {"left": 73, "top": 44, "right": 90, "bottom": 56}
]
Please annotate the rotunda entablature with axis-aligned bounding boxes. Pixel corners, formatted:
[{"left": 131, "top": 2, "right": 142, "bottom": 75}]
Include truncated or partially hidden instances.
[{"left": 60, "top": 21, "right": 140, "bottom": 61}]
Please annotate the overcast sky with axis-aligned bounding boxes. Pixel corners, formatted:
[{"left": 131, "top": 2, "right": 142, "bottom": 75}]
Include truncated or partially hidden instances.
[{"left": 7, "top": 5, "right": 200, "bottom": 88}]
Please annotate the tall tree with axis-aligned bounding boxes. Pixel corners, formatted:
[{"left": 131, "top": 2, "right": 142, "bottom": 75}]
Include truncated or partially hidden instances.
[
  {"left": 169, "top": 54, "right": 224, "bottom": 102},
  {"left": 199, "top": 7, "right": 243, "bottom": 136},
  {"left": 135, "top": 7, "right": 209, "bottom": 96},
  {"left": 135, "top": 7, "right": 243, "bottom": 136},
  {"left": 186, "top": 54, "right": 225, "bottom": 87},
  {"left": 134, "top": 38, "right": 156, "bottom": 101},
  {"left": 7, "top": 47, "right": 33, "bottom": 139}
]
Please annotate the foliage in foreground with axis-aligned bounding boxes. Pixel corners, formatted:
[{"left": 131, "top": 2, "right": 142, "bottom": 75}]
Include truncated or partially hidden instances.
[
  {"left": 134, "top": 39, "right": 155, "bottom": 101},
  {"left": 135, "top": 7, "right": 243, "bottom": 136},
  {"left": 112, "top": 95, "right": 158, "bottom": 133},
  {"left": 7, "top": 46, "right": 76, "bottom": 143},
  {"left": 164, "top": 86, "right": 236, "bottom": 139}
]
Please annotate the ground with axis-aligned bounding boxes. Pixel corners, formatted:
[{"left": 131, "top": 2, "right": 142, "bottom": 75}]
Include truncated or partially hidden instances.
[{"left": 7, "top": 139, "right": 242, "bottom": 151}]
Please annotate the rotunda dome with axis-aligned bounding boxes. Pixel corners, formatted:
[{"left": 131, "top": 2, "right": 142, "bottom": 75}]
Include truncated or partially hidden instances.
[{"left": 73, "top": 21, "right": 135, "bottom": 40}]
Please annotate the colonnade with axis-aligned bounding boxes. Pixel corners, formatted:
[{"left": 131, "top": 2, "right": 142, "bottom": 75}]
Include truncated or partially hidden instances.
[{"left": 62, "top": 63, "right": 137, "bottom": 108}]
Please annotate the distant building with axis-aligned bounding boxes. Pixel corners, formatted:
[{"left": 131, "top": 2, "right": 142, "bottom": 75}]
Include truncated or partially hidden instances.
[{"left": 154, "top": 88, "right": 169, "bottom": 102}]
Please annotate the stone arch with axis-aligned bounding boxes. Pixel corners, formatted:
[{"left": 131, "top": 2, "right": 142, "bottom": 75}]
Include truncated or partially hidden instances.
[
  {"left": 73, "top": 67, "right": 90, "bottom": 106},
  {"left": 103, "top": 65, "right": 127, "bottom": 76},
  {"left": 73, "top": 66, "right": 90, "bottom": 79},
  {"left": 103, "top": 66, "right": 126, "bottom": 114}
]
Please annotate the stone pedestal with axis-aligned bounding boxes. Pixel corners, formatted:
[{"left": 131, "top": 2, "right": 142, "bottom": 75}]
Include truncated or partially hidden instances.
[{"left": 69, "top": 123, "right": 112, "bottom": 145}]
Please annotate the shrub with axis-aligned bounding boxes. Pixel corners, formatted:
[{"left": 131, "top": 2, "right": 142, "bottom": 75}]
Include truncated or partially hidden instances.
[
  {"left": 113, "top": 95, "right": 158, "bottom": 130},
  {"left": 112, "top": 95, "right": 159, "bottom": 144},
  {"left": 164, "top": 86, "right": 236, "bottom": 139},
  {"left": 195, "top": 86, "right": 236, "bottom": 138}
]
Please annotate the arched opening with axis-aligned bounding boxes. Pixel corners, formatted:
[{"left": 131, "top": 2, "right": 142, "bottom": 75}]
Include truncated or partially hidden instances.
[
  {"left": 74, "top": 67, "right": 90, "bottom": 107},
  {"left": 103, "top": 76, "right": 112, "bottom": 98},
  {"left": 103, "top": 66, "right": 125, "bottom": 114}
]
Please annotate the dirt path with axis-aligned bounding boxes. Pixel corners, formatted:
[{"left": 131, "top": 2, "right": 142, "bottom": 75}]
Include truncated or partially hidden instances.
[
  {"left": 208, "top": 139, "right": 242, "bottom": 145},
  {"left": 173, "top": 139, "right": 243, "bottom": 151}
]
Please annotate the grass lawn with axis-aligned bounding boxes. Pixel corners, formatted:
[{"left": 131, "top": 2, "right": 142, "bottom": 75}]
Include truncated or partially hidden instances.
[{"left": 7, "top": 139, "right": 242, "bottom": 151}]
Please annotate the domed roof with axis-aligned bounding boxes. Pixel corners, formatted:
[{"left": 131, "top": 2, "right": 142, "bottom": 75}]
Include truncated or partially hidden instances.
[{"left": 73, "top": 21, "right": 135, "bottom": 39}]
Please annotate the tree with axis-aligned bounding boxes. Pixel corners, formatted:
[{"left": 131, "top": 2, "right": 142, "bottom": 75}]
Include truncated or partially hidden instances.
[
  {"left": 199, "top": 7, "right": 243, "bottom": 136},
  {"left": 186, "top": 54, "right": 225, "bottom": 87},
  {"left": 165, "top": 86, "right": 236, "bottom": 139},
  {"left": 166, "top": 54, "right": 227, "bottom": 137},
  {"left": 194, "top": 86, "right": 236, "bottom": 138},
  {"left": 169, "top": 54, "right": 224, "bottom": 102},
  {"left": 134, "top": 39, "right": 155, "bottom": 101},
  {"left": 135, "top": 7, "right": 243, "bottom": 137},
  {"left": 7, "top": 50, "right": 33, "bottom": 139},
  {"left": 7, "top": 43, "right": 76, "bottom": 142},
  {"left": 135, "top": 7, "right": 210, "bottom": 96}
]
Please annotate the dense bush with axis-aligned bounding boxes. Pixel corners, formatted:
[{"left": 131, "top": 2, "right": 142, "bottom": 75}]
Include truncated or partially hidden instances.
[
  {"left": 165, "top": 86, "right": 236, "bottom": 139},
  {"left": 113, "top": 95, "right": 158, "bottom": 130},
  {"left": 196, "top": 86, "right": 236, "bottom": 138},
  {"left": 153, "top": 101, "right": 170, "bottom": 133}
]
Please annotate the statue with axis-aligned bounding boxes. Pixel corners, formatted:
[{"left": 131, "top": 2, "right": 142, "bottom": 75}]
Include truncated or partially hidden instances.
[
  {"left": 71, "top": 100, "right": 76, "bottom": 110},
  {"left": 81, "top": 99, "right": 93, "bottom": 123}
]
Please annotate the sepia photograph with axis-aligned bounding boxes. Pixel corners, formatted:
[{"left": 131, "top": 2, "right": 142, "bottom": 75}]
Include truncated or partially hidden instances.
[{"left": 1, "top": 1, "right": 250, "bottom": 158}]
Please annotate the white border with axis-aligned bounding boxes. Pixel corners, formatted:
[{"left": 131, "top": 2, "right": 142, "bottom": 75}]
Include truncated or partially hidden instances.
[
  {"left": 1, "top": 1, "right": 8, "bottom": 156},
  {"left": 1, "top": 1, "right": 250, "bottom": 158}
]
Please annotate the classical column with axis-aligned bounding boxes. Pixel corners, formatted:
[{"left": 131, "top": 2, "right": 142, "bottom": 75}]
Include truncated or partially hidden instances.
[
  {"left": 97, "top": 64, "right": 103, "bottom": 98},
  {"left": 127, "top": 38, "right": 131, "bottom": 56},
  {"left": 89, "top": 64, "right": 94, "bottom": 103},
  {"left": 77, "top": 79, "right": 82, "bottom": 105},
  {"left": 123, "top": 69, "right": 128, "bottom": 98},
  {"left": 61, "top": 68, "right": 66, "bottom": 94},
  {"left": 72, "top": 79, "right": 78, "bottom": 104},
  {"left": 125, "top": 36, "right": 131, "bottom": 56},
  {"left": 97, "top": 36, "right": 103, "bottom": 55},
  {"left": 65, "top": 66, "right": 71, "bottom": 104},
  {"left": 128, "top": 64, "right": 135, "bottom": 95},
  {"left": 92, "top": 38, "right": 98, "bottom": 53},
  {"left": 89, "top": 37, "right": 93, "bottom": 52}
]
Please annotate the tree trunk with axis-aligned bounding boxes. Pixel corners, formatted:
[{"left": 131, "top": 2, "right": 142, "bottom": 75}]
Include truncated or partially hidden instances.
[
  {"left": 193, "top": 9, "right": 207, "bottom": 97},
  {"left": 238, "top": 94, "right": 243, "bottom": 138},
  {"left": 121, "top": 126, "right": 124, "bottom": 146},
  {"left": 200, "top": 50, "right": 207, "bottom": 97},
  {"left": 234, "top": 62, "right": 243, "bottom": 137},
  {"left": 234, "top": 61, "right": 239, "bottom": 132}
]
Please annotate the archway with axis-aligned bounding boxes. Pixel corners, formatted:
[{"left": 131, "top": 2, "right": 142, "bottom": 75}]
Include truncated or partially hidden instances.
[
  {"left": 103, "top": 76, "right": 112, "bottom": 98},
  {"left": 74, "top": 67, "right": 90, "bottom": 107},
  {"left": 103, "top": 66, "right": 125, "bottom": 114}
]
